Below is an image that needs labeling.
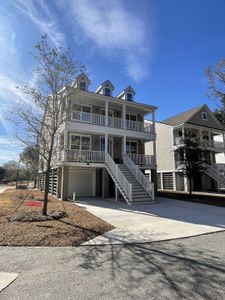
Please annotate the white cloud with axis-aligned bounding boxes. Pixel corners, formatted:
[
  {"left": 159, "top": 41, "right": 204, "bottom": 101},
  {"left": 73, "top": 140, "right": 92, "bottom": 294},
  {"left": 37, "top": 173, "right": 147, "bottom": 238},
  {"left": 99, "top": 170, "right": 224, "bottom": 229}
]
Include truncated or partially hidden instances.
[
  {"left": 60, "top": 0, "right": 153, "bottom": 82},
  {"left": 14, "top": 0, "right": 65, "bottom": 47}
]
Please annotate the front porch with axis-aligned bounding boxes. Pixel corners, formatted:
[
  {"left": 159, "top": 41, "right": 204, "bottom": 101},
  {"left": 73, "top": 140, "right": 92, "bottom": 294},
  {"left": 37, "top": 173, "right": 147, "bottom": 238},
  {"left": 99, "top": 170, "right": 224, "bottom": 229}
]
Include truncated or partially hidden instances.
[{"left": 57, "top": 132, "right": 156, "bottom": 168}]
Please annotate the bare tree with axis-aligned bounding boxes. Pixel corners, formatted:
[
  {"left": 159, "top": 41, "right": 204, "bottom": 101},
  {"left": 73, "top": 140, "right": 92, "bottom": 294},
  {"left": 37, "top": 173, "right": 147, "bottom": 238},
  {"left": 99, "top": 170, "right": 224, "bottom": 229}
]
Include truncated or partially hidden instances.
[
  {"left": 11, "top": 35, "right": 84, "bottom": 215},
  {"left": 206, "top": 59, "right": 225, "bottom": 126},
  {"left": 176, "top": 131, "right": 206, "bottom": 195}
]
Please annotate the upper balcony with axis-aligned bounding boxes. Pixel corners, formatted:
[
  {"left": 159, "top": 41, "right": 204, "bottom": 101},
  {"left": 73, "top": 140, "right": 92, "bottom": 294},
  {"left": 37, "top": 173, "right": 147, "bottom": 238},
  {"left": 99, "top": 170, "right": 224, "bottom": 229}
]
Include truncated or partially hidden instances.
[
  {"left": 60, "top": 87, "right": 157, "bottom": 141},
  {"left": 174, "top": 136, "right": 225, "bottom": 152},
  {"left": 70, "top": 110, "right": 153, "bottom": 133}
]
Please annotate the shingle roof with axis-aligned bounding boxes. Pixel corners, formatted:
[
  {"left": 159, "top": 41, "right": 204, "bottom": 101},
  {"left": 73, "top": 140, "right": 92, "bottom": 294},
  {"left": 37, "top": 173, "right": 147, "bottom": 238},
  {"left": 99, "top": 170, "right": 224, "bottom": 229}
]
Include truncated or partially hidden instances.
[{"left": 163, "top": 106, "right": 203, "bottom": 126}]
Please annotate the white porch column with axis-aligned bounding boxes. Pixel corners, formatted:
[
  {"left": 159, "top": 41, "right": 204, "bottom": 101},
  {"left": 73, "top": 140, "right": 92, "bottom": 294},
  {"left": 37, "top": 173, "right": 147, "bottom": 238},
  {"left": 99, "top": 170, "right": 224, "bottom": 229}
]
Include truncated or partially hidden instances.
[
  {"left": 123, "top": 135, "right": 126, "bottom": 155},
  {"left": 222, "top": 134, "right": 225, "bottom": 149},
  {"left": 173, "top": 172, "right": 176, "bottom": 191},
  {"left": 160, "top": 172, "right": 163, "bottom": 190},
  {"left": 115, "top": 187, "right": 118, "bottom": 201},
  {"left": 182, "top": 124, "right": 185, "bottom": 138},
  {"left": 123, "top": 103, "right": 126, "bottom": 129},
  {"left": 105, "top": 133, "right": 108, "bottom": 153},
  {"left": 184, "top": 176, "right": 188, "bottom": 192},
  {"left": 105, "top": 100, "right": 109, "bottom": 127},
  {"left": 152, "top": 111, "right": 157, "bottom": 166},
  {"left": 64, "top": 130, "right": 68, "bottom": 149}
]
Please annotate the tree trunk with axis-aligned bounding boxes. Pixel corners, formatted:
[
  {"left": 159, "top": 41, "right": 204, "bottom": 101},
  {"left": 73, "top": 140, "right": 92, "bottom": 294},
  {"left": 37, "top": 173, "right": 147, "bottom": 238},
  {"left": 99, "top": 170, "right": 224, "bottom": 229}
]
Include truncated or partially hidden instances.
[{"left": 42, "top": 168, "right": 50, "bottom": 215}]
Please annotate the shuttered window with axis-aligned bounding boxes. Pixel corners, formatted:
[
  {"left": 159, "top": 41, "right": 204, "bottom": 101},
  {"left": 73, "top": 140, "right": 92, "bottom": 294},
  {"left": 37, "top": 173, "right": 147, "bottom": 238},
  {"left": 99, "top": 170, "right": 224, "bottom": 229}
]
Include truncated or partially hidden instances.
[{"left": 163, "top": 172, "right": 173, "bottom": 190}]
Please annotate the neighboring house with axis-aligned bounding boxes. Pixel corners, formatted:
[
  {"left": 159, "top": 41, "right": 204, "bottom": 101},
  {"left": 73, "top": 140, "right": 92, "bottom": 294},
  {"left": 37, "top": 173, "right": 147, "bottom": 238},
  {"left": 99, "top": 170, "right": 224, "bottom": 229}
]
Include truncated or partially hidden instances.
[
  {"left": 37, "top": 73, "right": 157, "bottom": 204},
  {"left": 145, "top": 104, "right": 225, "bottom": 192}
]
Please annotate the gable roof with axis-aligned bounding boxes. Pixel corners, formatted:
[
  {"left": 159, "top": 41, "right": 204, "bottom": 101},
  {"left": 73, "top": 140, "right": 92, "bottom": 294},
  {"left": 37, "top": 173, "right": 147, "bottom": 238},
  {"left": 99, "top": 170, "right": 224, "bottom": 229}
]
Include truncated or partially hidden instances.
[
  {"left": 71, "top": 72, "right": 90, "bottom": 87},
  {"left": 163, "top": 106, "right": 202, "bottom": 126},
  {"left": 95, "top": 80, "right": 114, "bottom": 93},
  {"left": 163, "top": 104, "right": 225, "bottom": 131},
  {"left": 117, "top": 85, "right": 136, "bottom": 99}
]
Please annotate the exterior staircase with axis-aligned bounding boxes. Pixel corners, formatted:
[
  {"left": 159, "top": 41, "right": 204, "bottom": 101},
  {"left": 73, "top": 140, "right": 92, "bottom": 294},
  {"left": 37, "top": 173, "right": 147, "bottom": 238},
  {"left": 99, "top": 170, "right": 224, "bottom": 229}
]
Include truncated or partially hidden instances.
[
  {"left": 204, "top": 163, "right": 225, "bottom": 190},
  {"left": 105, "top": 152, "right": 155, "bottom": 205},
  {"left": 118, "top": 164, "right": 154, "bottom": 203}
]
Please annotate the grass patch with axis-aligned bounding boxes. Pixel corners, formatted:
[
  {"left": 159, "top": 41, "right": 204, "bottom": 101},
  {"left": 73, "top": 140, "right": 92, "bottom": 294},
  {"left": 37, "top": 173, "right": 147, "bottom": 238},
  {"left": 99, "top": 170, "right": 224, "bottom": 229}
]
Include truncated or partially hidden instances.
[{"left": 0, "top": 189, "right": 114, "bottom": 246}]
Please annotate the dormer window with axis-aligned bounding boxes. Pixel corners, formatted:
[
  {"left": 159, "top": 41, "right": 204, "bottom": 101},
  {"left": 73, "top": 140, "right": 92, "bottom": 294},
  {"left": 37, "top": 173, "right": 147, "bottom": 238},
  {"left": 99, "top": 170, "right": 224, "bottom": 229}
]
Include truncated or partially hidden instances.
[
  {"left": 104, "top": 87, "right": 111, "bottom": 97},
  {"left": 202, "top": 112, "right": 208, "bottom": 121},
  {"left": 127, "top": 93, "right": 133, "bottom": 101},
  {"left": 79, "top": 81, "right": 86, "bottom": 91}
]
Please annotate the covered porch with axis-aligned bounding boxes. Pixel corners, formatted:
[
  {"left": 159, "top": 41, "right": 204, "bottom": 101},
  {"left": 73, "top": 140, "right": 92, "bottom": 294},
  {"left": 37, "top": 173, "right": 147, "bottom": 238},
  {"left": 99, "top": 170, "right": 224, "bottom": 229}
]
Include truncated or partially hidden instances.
[{"left": 57, "top": 132, "right": 155, "bottom": 168}]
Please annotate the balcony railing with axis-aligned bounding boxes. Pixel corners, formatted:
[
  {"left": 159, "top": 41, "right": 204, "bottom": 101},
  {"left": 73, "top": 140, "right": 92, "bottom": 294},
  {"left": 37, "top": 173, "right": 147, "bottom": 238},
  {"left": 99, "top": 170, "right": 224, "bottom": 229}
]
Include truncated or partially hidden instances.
[
  {"left": 71, "top": 111, "right": 105, "bottom": 126},
  {"left": 174, "top": 137, "right": 225, "bottom": 149},
  {"left": 61, "top": 149, "right": 105, "bottom": 163},
  {"left": 127, "top": 153, "right": 155, "bottom": 166},
  {"left": 70, "top": 111, "right": 154, "bottom": 133}
]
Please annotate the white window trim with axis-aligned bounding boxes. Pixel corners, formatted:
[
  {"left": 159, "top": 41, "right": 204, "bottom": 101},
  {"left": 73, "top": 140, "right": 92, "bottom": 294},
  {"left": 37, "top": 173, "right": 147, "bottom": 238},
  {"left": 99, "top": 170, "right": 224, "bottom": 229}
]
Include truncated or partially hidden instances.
[
  {"left": 126, "top": 139, "right": 139, "bottom": 154},
  {"left": 69, "top": 133, "right": 92, "bottom": 150},
  {"left": 126, "top": 92, "right": 133, "bottom": 101},
  {"left": 104, "top": 87, "right": 111, "bottom": 97},
  {"left": 126, "top": 113, "right": 138, "bottom": 121},
  {"left": 100, "top": 136, "right": 114, "bottom": 157},
  {"left": 100, "top": 108, "right": 114, "bottom": 117},
  {"left": 79, "top": 80, "right": 87, "bottom": 91},
  {"left": 71, "top": 103, "right": 92, "bottom": 113}
]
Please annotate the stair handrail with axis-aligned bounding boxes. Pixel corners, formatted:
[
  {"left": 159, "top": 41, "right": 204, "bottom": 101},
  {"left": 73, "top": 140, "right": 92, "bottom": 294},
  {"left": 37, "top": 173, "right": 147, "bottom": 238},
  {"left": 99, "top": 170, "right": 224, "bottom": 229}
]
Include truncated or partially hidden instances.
[
  {"left": 105, "top": 152, "right": 132, "bottom": 204},
  {"left": 124, "top": 154, "right": 155, "bottom": 201},
  {"left": 204, "top": 163, "right": 225, "bottom": 189}
]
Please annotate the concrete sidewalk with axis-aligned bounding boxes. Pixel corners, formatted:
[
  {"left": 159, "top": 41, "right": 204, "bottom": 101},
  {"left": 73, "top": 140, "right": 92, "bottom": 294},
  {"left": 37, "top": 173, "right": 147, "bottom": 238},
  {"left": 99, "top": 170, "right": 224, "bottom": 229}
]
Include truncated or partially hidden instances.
[
  {"left": 0, "top": 272, "right": 19, "bottom": 292},
  {"left": 77, "top": 197, "right": 225, "bottom": 245}
]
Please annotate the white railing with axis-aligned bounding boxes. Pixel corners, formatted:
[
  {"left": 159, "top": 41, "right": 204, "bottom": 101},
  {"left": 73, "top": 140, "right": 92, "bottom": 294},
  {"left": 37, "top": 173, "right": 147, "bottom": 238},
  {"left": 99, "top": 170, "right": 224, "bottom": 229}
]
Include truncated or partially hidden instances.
[
  {"left": 174, "top": 136, "right": 225, "bottom": 150},
  {"left": 71, "top": 111, "right": 105, "bottom": 126},
  {"left": 213, "top": 141, "right": 225, "bottom": 149},
  {"left": 71, "top": 110, "right": 153, "bottom": 133},
  {"left": 204, "top": 163, "right": 225, "bottom": 189},
  {"left": 62, "top": 149, "right": 105, "bottom": 163},
  {"left": 128, "top": 153, "right": 155, "bottom": 166},
  {"left": 105, "top": 152, "right": 132, "bottom": 204},
  {"left": 108, "top": 116, "right": 123, "bottom": 128},
  {"left": 144, "top": 123, "right": 154, "bottom": 133},
  {"left": 124, "top": 154, "right": 155, "bottom": 201},
  {"left": 126, "top": 119, "right": 143, "bottom": 132}
]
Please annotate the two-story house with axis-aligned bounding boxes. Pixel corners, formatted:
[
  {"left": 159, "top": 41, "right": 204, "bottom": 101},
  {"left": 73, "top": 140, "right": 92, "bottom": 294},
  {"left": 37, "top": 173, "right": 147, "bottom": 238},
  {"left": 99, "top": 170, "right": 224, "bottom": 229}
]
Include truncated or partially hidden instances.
[
  {"left": 38, "top": 73, "right": 157, "bottom": 204},
  {"left": 145, "top": 104, "right": 225, "bottom": 192}
]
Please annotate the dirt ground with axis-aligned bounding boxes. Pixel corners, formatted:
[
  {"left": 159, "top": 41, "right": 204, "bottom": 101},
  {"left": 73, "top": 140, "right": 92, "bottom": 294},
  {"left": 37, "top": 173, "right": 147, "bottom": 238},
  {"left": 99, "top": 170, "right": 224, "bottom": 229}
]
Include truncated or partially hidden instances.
[{"left": 0, "top": 189, "right": 114, "bottom": 246}]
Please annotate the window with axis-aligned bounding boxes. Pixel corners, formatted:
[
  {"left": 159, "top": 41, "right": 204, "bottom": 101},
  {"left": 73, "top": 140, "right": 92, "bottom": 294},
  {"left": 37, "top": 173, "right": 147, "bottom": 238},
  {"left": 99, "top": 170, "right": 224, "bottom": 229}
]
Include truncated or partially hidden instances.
[
  {"left": 126, "top": 141, "right": 138, "bottom": 154},
  {"left": 202, "top": 112, "right": 208, "bottom": 120},
  {"left": 71, "top": 104, "right": 91, "bottom": 122},
  {"left": 127, "top": 93, "right": 133, "bottom": 101},
  {"left": 126, "top": 114, "right": 137, "bottom": 121},
  {"left": 104, "top": 87, "right": 111, "bottom": 97},
  {"left": 70, "top": 134, "right": 91, "bottom": 150},
  {"left": 79, "top": 81, "right": 86, "bottom": 91}
]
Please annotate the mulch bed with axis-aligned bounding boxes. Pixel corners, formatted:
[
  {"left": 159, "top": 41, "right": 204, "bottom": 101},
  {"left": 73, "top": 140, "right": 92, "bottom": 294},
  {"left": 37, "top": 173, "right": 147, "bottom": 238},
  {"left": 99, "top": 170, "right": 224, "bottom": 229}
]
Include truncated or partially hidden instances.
[
  {"left": 158, "top": 191, "right": 225, "bottom": 207},
  {"left": 0, "top": 189, "right": 114, "bottom": 246}
]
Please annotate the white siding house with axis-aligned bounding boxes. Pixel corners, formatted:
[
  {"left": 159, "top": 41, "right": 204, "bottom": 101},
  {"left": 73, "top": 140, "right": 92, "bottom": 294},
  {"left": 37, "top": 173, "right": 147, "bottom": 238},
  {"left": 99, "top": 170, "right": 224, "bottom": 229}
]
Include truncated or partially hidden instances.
[{"left": 38, "top": 73, "right": 157, "bottom": 204}]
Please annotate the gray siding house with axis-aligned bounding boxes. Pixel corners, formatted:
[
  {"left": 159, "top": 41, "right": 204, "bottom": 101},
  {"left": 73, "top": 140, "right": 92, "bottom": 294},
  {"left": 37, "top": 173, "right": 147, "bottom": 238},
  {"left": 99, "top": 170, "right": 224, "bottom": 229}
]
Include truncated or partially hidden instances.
[{"left": 146, "top": 104, "right": 225, "bottom": 192}]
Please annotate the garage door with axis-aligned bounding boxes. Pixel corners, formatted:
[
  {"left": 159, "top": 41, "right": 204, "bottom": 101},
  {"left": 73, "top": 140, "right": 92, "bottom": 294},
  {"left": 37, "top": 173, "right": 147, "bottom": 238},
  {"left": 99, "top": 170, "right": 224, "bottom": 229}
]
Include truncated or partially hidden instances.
[{"left": 68, "top": 169, "right": 96, "bottom": 197}]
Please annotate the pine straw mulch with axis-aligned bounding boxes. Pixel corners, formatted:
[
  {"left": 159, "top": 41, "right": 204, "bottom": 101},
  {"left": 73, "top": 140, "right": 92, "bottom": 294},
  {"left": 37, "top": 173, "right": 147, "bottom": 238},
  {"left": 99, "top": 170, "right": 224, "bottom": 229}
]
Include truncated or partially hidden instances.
[{"left": 0, "top": 189, "right": 114, "bottom": 246}]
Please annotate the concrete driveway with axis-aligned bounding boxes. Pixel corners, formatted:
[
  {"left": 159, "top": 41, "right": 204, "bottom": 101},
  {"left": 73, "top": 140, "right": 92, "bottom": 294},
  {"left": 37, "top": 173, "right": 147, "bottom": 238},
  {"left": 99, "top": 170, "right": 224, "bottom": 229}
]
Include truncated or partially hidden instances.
[{"left": 77, "top": 197, "right": 225, "bottom": 244}]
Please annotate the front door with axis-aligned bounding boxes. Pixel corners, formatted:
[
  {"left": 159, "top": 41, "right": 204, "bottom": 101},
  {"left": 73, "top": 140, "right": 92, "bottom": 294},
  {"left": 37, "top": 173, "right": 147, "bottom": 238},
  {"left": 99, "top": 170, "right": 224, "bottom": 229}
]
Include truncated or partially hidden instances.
[{"left": 100, "top": 137, "right": 113, "bottom": 157}]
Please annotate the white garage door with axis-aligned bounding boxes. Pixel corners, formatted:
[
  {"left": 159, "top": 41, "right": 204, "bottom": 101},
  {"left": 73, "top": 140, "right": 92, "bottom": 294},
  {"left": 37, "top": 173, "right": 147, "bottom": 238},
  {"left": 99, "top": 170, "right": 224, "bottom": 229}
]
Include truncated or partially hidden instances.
[{"left": 68, "top": 169, "right": 96, "bottom": 197}]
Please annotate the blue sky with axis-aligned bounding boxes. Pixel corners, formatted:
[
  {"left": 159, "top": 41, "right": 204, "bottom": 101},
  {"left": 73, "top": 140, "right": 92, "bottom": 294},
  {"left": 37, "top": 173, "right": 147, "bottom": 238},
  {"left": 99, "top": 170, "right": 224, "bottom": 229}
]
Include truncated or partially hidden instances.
[{"left": 0, "top": 0, "right": 225, "bottom": 164}]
